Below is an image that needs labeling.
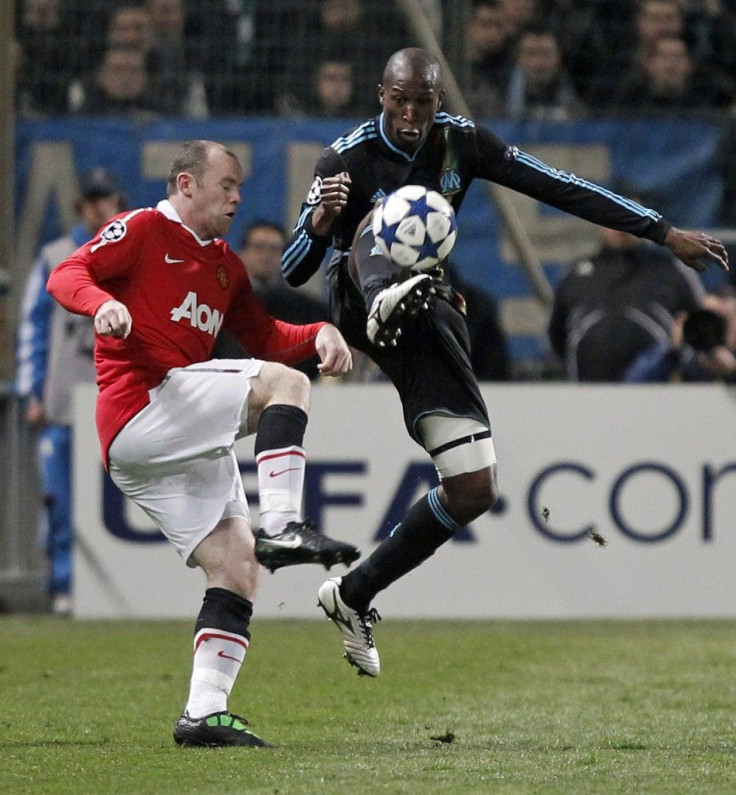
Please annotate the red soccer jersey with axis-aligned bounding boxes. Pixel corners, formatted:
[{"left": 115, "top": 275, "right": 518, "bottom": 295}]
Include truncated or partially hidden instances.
[{"left": 47, "top": 200, "right": 326, "bottom": 462}]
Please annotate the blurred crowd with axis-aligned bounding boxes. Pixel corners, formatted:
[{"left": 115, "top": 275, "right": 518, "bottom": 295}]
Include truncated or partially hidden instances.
[
  {"left": 14, "top": 0, "right": 417, "bottom": 119},
  {"left": 466, "top": 0, "right": 736, "bottom": 120},
  {"left": 11, "top": 0, "right": 736, "bottom": 387},
  {"left": 12, "top": 0, "right": 736, "bottom": 120}
]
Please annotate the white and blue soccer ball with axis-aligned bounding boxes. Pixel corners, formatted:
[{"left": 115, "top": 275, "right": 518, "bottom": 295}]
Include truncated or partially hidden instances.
[{"left": 372, "top": 185, "right": 458, "bottom": 270}]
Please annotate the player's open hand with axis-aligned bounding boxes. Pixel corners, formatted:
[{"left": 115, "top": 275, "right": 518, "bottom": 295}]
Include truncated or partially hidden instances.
[
  {"left": 311, "top": 172, "right": 351, "bottom": 236},
  {"left": 95, "top": 299, "right": 132, "bottom": 339},
  {"left": 315, "top": 323, "right": 353, "bottom": 376},
  {"left": 664, "top": 228, "right": 729, "bottom": 273}
]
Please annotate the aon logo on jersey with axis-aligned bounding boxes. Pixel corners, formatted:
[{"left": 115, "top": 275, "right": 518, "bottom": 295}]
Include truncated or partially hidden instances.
[{"left": 170, "top": 291, "right": 224, "bottom": 336}]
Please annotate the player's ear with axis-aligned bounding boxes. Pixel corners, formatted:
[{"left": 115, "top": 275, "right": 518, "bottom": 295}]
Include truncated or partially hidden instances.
[
  {"left": 437, "top": 88, "right": 445, "bottom": 109},
  {"left": 177, "top": 171, "right": 194, "bottom": 197},
  {"left": 378, "top": 84, "right": 384, "bottom": 105}
]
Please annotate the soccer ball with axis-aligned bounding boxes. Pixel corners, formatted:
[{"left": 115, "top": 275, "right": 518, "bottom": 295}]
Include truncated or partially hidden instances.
[{"left": 372, "top": 185, "right": 458, "bottom": 270}]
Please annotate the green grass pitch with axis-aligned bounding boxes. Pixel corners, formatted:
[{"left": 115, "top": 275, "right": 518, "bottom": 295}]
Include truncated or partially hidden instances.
[{"left": 2, "top": 616, "right": 735, "bottom": 793}]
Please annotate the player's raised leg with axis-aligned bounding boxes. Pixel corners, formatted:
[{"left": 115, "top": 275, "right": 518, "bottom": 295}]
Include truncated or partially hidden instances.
[{"left": 247, "top": 363, "right": 360, "bottom": 572}]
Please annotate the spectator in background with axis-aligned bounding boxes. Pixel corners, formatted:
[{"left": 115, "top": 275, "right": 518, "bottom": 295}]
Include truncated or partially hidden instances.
[
  {"left": 54, "top": 0, "right": 123, "bottom": 77},
  {"left": 213, "top": 221, "right": 329, "bottom": 380},
  {"left": 69, "top": 42, "right": 164, "bottom": 117},
  {"left": 15, "top": 0, "right": 79, "bottom": 115},
  {"left": 504, "top": 22, "right": 586, "bottom": 121},
  {"left": 632, "top": 0, "right": 688, "bottom": 57},
  {"left": 498, "top": 0, "right": 540, "bottom": 42},
  {"left": 144, "top": 0, "right": 208, "bottom": 117},
  {"left": 64, "top": 2, "right": 153, "bottom": 108},
  {"left": 625, "top": 287, "right": 736, "bottom": 382},
  {"left": 183, "top": 0, "right": 271, "bottom": 113},
  {"left": 613, "top": 34, "right": 732, "bottom": 114},
  {"left": 106, "top": 2, "right": 152, "bottom": 51},
  {"left": 15, "top": 168, "right": 127, "bottom": 615},
  {"left": 465, "top": 0, "right": 515, "bottom": 119},
  {"left": 311, "top": 57, "right": 359, "bottom": 118},
  {"left": 279, "top": 47, "right": 362, "bottom": 119},
  {"left": 548, "top": 220, "right": 706, "bottom": 381},
  {"left": 544, "top": 0, "right": 609, "bottom": 104},
  {"left": 315, "top": 0, "right": 385, "bottom": 91},
  {"left": 276, "top": 0, "right": 407, "bottom": 118},
  {"left": 587, "top": 0, "right": 688, "bottom": 110}
]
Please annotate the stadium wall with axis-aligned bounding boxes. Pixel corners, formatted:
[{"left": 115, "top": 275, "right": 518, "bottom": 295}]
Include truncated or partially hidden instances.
[{"left": 73, "top": 383, "right": 736, "bottom": 620}]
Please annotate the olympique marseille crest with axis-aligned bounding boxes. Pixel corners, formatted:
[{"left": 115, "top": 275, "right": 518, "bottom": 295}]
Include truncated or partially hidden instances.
[{"left": 217, "top": 266, "right": 229, "bottom": 289}]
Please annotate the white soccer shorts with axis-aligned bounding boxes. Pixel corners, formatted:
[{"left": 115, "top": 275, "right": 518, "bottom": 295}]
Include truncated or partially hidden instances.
[{"left": 108, "top": 358, "right": 264, "bottom": 565}]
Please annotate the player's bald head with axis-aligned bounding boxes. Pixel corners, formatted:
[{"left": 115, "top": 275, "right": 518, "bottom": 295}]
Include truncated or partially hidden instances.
[{"left": 382, "top": 48, "right": 442, "bottom": 91}]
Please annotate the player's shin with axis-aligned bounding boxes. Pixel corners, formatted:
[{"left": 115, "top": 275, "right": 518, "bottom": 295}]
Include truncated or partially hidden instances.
[
  {"left": 254, "top": 404, "right": 308, "bottom": 535},
  {"left": 252, "top": 405, "right": 360, "bottom": 572},
  {"left": 339, "top": 487, "right": 460, "bottom": 612},
  {"left": 184, "top": 587, "right": 252, "bottom": 718}
]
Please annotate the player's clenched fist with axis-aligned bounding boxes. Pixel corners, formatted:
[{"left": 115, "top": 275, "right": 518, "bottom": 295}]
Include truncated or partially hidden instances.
[
  {"left": 311, "top": 172, "right": 351, "bottom": 236},
  {"left": 95, "top": 298, "right": 133, "bottom": 339}
]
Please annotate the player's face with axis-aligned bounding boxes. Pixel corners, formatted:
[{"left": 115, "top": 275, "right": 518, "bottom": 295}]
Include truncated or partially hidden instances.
[
  {"left": 240, "top": 226, "right": 285, "bottom": 283},
  {"left": 187, "top": 150, "right": 243, "bottom": 239},
  {"left": 378, "top": 69, "right": 444, "bottom": 153},
  {"left": 80, "top": 194, "right": 123, "bottom": 235}
]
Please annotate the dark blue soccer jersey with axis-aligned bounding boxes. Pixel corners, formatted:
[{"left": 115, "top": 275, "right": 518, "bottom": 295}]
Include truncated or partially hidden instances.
[{"left": 282, "top": 111, "right": 671, "bottom": 287}]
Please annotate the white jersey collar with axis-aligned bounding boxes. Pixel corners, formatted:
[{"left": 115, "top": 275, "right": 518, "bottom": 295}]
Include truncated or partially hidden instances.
[{"left": 156, "top": 199, "right": 213, "bottom": 247}]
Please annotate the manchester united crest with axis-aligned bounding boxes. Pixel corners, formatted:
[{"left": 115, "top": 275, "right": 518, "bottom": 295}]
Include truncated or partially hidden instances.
[{"left": 217, "top": 266, "right": 229, "bottom": 289}]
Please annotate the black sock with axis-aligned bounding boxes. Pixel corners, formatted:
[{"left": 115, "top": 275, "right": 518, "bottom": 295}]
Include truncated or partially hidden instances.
[
  {"left": 195, "top": 587, "right": 254, "bottom": 640},
  {"left": 254, "top": 404, "right": 308, "bottom": 456},
  {"left": 362, "top": 274, "right": 394, "bottom": 311},
  {"left": 340, "top": 488, "right": 461, "bottom": 613},
  {"left": 353, "top": 219, "right": 399, "bottom": 310}
]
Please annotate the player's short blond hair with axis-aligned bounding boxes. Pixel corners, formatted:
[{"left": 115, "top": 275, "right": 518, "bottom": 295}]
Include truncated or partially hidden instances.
[{"left": 167, "top": 140, "right": 238, "bottom": 196}]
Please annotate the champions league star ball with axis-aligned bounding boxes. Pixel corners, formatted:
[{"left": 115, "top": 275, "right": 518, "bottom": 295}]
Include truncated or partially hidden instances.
[{"left": 372, "top": 185, "right": 458, "bottom": 270}]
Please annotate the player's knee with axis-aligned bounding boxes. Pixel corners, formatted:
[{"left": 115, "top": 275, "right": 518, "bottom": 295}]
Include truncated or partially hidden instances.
[
  {"left": 465, "top": 481, "right": 496, "bottom": 520},
  {"left": 282, "top": 367, "right": 311, "bottom": 409},
  {"left": 443, "top": 467, "right": 497, "bottom": 525},
  {"left": 259, "top": 362, "right": 311, "bottom": 411}
]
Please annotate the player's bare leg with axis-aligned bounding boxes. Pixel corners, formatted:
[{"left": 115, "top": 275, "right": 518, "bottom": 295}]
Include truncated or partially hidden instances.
[
  {"left": 319, "top": 414, "right": 497, "bottom": 676},
  {"left": 246, "top": 363, "right": 360, "bottom": 572},
  {"left": 174, "top": 516, "right": 271, "bottom": 747}
]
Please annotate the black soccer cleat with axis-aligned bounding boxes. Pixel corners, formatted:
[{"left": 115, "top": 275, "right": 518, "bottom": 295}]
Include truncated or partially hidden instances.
[
  {"left": 254, "top": 520, "right": 361, "bottom": 573},
  {"left": 173, "top": 710, "right": 272, "bottom": 748}
]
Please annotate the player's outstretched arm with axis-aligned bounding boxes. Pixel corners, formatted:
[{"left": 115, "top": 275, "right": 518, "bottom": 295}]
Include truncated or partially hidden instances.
[
  {"left": 664, "top": 228, "right": 729, "bottom": 273},
  {"left": 94, "top": 299, "right": 133, "bottom": 339},
  {"left": 314, "top": 324, "right": 353, "bottom": 376}
]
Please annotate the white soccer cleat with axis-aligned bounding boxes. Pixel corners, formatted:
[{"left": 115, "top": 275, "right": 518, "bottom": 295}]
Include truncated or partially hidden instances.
[
  {"left": 317, "top": 577, "right": 381, "bottom": 677},
  {"left": 366, "top": 273, "right": 435, "bottom": 348}
]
